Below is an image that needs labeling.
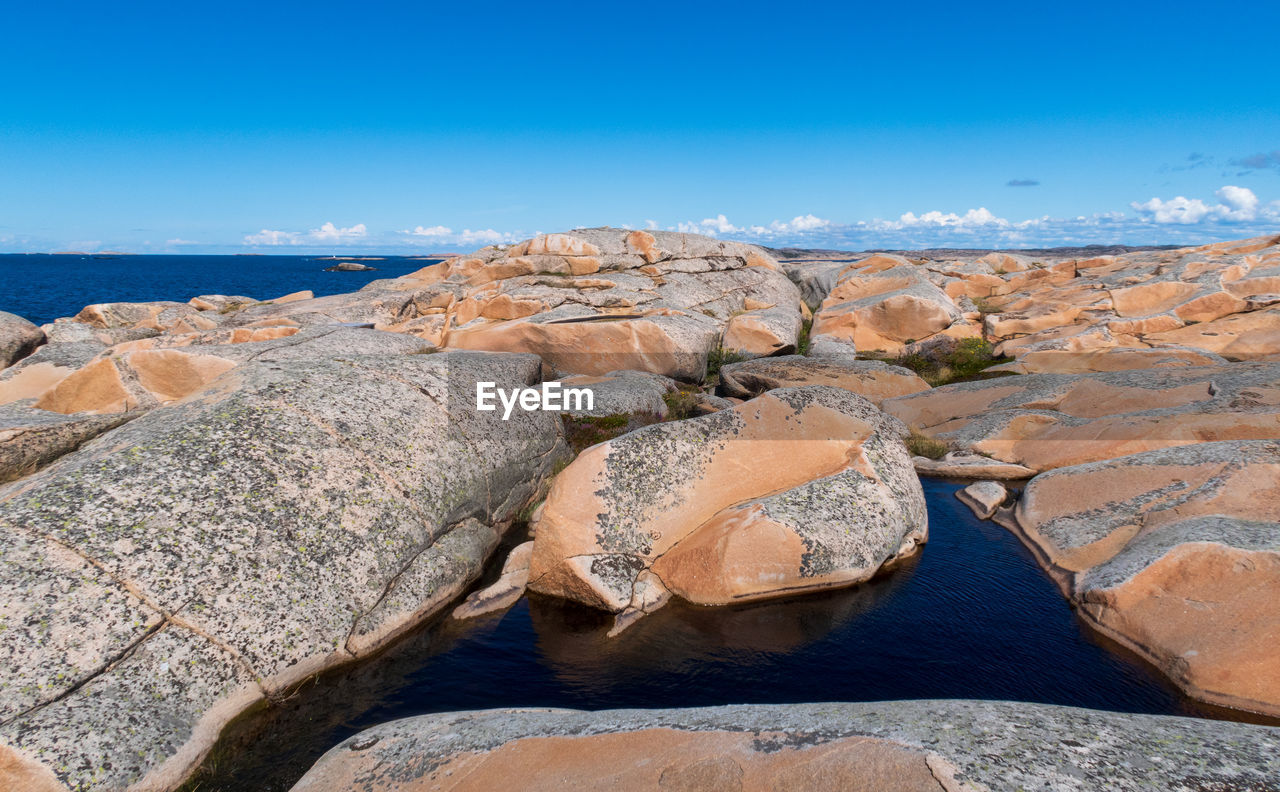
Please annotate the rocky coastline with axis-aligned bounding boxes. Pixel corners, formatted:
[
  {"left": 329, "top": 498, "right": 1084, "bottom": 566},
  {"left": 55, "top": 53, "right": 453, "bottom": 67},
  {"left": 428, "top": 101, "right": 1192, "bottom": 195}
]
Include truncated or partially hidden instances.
[{"left": 1, "top": 229, "right": 1277, "bottom": 790}]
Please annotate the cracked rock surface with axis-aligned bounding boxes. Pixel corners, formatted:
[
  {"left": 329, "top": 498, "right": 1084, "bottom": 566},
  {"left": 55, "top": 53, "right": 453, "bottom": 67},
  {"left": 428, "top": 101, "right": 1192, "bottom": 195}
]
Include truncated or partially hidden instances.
[{"left": 0, "top": 350, "right": 567, "bottom": 792}]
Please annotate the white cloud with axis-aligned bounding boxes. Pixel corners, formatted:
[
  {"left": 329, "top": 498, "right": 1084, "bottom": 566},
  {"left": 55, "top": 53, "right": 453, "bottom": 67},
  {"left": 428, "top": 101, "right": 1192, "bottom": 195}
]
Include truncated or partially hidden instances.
[
  {"left": 244, "top": 221, "right": 368, "bottom": 246},
  {"left": 781, "top": 213, "right": 831, "bottom": 232},
  {"left": 457, "top": 228, "right": 513, "bottom": 245},
  {"left": 1131, "top": 185, "right": 1266, "bottom": 225},
  {"left": 404, "top": 225, "right": 453, "bottom": 237},
  {"left": 676, "top": 214, "right": 743, "bottom": 235},
  {"left": 1130, "top": 195, "right": 1214, "bottom": 224},
  {"left": 1215, "top": 185, "right": 1260, "bottom": 221},
  {"left": 883, "top": 207, "right": 1009, "bottom": 230}
]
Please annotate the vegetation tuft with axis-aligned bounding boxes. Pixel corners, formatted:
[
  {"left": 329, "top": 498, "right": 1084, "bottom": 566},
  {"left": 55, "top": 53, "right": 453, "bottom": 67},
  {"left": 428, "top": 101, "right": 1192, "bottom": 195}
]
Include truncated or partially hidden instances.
[
  {"left": 705, "top": 346, "right": 747, "bottom": 381},
  {"left": 797, "top": 317, "right": 813, "bottom": 356},
  {"left": 561, "top": 413, "right": 642, "bottom": 455},
  {"left": 662, "top": 388, "right": 700, "bottom": 421},
  {"left": 905, "top": 431, "right": 949, "bottom": 460},
  {"left": 860, "top": 337, "right": 1011, "bottom": 387}
]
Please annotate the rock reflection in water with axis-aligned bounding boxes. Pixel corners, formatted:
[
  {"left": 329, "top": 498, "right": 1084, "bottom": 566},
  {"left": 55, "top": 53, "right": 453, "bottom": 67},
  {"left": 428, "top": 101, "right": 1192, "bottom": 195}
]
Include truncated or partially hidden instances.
[
  {"left": 186, "top": 479, "right": 1193, "bottom": 792},
  {"left": 527, "top": 557, "right": 917, "bottom": 687}
]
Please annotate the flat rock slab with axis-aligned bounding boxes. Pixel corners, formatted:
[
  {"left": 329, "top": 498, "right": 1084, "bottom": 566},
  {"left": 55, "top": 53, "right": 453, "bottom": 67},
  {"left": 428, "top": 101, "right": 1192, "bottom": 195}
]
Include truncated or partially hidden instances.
[
  {"left": 912, "top": 453, "right": 1035, "bottom": 480},
  {"left": 0, "top": 402, "right": 135, "bottom": 482},
  {"left": 956, "top": 480, "right": 1006, "bottom": 519},
  {"left": 0, "top": 350, "right": 567, "bottom": 792},
  {"left": 717, "top": 354, "right": 929, "bottom": 404},
  {"left": 553, "top": 370, "right": 676, "bottom": 419},
  {"left": 1012, "top": 439, "right": 1280, "bottom": 717},
  {"left": 290, "top": 700, "right": 1280, "bottom": 792},
  {"left": 883, "top": 361, "right": 1280, "bottom": 472}
]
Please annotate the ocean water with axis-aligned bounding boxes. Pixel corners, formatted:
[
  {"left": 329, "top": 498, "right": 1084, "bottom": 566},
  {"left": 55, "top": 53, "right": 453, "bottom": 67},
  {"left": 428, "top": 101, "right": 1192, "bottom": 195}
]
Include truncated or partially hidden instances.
[
  {"left": 197, "top": 478, "right": 1197, "bottom": 791},
  {"left": 0, "top": 254, "right": 443, "bottom": 325}
]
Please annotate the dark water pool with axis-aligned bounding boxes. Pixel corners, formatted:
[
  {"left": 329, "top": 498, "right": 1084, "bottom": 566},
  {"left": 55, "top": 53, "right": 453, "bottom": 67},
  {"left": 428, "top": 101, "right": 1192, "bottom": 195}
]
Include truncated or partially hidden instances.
[
  {"left": 195, "top": 478, "right": 1205, "bottom": 791},
  {"left": 0, "top": 254, "right": 441, "bottom": 326}
]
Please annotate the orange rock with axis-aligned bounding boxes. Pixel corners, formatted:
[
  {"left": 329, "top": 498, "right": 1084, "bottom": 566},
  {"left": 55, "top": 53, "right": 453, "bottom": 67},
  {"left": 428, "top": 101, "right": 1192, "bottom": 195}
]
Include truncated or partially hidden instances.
[
  {"left": 1145, "top": 307, "right": 1280, "bottom": 359},
  {"left": 1010, "top": 440, "right": 1280, "bottom": 715},
  {"left": 528, "top": 387, "right": 924, "bottom": 614},
  {"left": 448, "top": 315, "right": 716, "bottom": 380},
  {"left": 883, "top": 363, "right": 1280, "bottom": 472}
]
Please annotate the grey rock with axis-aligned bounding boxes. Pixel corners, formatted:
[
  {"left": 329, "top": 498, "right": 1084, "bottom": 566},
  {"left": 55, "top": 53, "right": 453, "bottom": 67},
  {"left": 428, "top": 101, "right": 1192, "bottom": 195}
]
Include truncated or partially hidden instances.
[
  {"left": 717, "top": 354, "right": 928, "bottom": 404},
  {"left": 552, "top": 370, "right": 676, "bottom": 419},
  {"left": 956, "top": 480, "right": 1007, "bottom": 519},
  {"left": 0, "top": 310, "right": 44, "bottom": 368},
  {"left": 0, "top": 402, "right": 135, "bottom": 482},
  {"left": 529, "top": 386, "right": 925, "bottom": 614},
  {"left": 291, "top": 701, "right": 1280, "bottom": 792},
  {"left": 0, "top": 350, "right": 568, "bottom": 791}
]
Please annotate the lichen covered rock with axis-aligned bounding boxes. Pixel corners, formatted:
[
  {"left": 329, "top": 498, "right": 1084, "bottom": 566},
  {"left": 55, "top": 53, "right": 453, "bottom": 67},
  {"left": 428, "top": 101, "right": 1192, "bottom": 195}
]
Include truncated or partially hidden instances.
[
  {"left": 528, "top": 386, "right": 925, "bottom": 616},
  {"left": 0, "top": 350, "right": 567, "bottom": 792},
  {"left": 291, "top": 701, "right": 1280, "bottom": 792}
]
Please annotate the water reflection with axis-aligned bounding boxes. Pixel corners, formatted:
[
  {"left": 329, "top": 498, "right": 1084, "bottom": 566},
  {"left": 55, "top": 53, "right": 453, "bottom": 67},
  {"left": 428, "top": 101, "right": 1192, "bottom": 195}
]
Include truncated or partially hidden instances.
[
  {"left": 189, "top": 479, "right": 1216, "bottom": 792},
  {"left": 529, "top": 555, "right": 919, "bottom": 684}
]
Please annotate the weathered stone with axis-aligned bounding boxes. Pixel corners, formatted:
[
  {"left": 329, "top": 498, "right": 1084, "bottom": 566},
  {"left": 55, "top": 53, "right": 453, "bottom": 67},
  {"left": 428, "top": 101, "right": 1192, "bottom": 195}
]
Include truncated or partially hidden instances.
[
  {"left": 0, "top": 402, "right": 134, "bottom": 482},
  {"left": 721, "top": 306, "right": 801, "bottom": 357},
  {"left": 1010, "top": 440, "right": 1280, "bottom": 716},
  {"left": 552, "top": 370, "right": 676, "bottom": 419},
  {"left": 188, "top": 294, "right": 258, "bottom": 312},
  {"left": 528, "top": 386, "right": 925, "bottom": 614},
  {"left": 813, "top": 261, "right": 964, "bottom": 355},
  {"left": 986, "top": 346, "right": 1228, "bottom": 375},
  {"left": 0, "top": 311, "right": 44, "bottom": 369},
  {"left": 290, "top": 701, "right": 1280, "bottom": 792},
  {"left": 0, "top": 341, "right": 105, "bottom": 406},
  {"left": 956, "top": 480, "right": 1006, "bottom": 519},
  {"left": 452, "top": 542, "right": 534, "bottom": 621},
  {"left": 912, "top": 452, "right": 1035, "bottom": 480},
  {"left": 23, "top": 327, "right": 430, "bottom": 415},
  {"left": 0, "top": 350, "right": 567, "bottom": 792},
  {"left": 718, "top": 355, "right": 929, "bottom": 404},
  {"left": 883, "top": 362, "right": 1280, "bottom": 472}
]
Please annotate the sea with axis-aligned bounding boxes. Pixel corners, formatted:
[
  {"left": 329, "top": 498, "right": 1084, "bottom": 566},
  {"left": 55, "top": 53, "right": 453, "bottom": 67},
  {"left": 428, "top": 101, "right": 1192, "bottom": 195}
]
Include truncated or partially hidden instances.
[{"left": 0, "top": 253, "right": 444, "bottom": 325}]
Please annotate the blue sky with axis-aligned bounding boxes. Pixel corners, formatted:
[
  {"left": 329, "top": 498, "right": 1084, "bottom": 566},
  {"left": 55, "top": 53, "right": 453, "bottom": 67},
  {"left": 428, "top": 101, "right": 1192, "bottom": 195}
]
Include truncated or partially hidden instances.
[{"left": 1, "top": 0, "right": 1278, "bottom": 253}]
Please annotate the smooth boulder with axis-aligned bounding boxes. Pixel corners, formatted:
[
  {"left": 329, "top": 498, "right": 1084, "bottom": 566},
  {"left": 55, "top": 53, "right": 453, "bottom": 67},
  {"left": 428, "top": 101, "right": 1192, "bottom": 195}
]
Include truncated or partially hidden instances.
[
  {"left": 0, "top": 311, "right": 44, "bottom": 368},
  {"left": 0, "top": 350, "right": 567, "bottom": 792},
  {"left": 717, "top": 354, "right": 929, "bottom": 404},
  {"left": 528, "top": 386, "right": 926, "bottom": 617}
]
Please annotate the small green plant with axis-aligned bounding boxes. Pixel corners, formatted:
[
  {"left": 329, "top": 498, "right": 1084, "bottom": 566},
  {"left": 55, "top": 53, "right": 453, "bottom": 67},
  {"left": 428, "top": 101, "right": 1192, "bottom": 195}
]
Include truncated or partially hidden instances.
[
  {"left": 562, "top": 413, "right": 635, "bottom": 454},
  {"left": 797, "top": 317, "right": 813, "bottom": 356},
  {"left": 971, "top": 296, "right": 997, "bottom": 315},
  {"left": 705, "top": 346, "right": 747, "bottom": 381},
  {"left": 905, "top": 431, "right": 949, "bottom": 460},
  {"left": 516, "top": 497, "right": 544, "bottom": 524},
  {"left": 662, "top": 389, "right": 700, "bottom": 421},
  {"left": 858, "top": 337, "right": 1009, "bottom": 387}
]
